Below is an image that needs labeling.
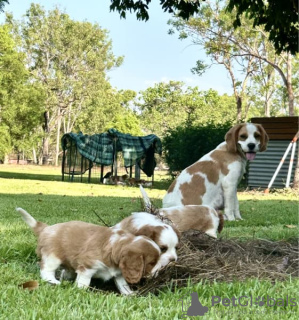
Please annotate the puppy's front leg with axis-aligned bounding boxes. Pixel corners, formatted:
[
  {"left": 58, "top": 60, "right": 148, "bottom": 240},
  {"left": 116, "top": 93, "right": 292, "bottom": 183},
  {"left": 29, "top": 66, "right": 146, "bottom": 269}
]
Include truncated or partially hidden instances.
[
  {"left": 234, "top": 197, "right": 243, "bottom": 220},
  {"left": 114, "top": 275, "right": 133, "bottom": 295},
  {"left": 222, "top": 184, "right": 238, "bottom": 221},
  {"left": 40, "top": 254, "right": 62, "bottom": 285},
  {"left": 75, "top": 268, "right": 96, "bottom": 288},
  {"left": 223, "top": 186, "right": 243, "bottom": 221}
]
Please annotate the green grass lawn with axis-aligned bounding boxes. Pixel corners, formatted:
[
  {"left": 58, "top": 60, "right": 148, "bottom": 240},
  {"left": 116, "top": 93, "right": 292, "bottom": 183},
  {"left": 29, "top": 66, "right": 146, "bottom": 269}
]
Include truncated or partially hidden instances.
[{"left": 0, "top": 165, "right": 298, "bottom": 320}]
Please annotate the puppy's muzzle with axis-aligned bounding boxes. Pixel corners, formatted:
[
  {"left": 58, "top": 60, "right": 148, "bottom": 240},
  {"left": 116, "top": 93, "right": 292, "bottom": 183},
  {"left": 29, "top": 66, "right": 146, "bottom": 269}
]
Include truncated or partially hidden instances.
[{"left": 247, "top": 143, "right": 256, "bottom": 151}]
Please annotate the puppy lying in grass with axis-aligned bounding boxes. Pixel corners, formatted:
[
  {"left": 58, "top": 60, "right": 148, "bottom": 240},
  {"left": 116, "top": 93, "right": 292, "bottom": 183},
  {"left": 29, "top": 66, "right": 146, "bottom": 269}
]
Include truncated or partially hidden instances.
[
  {"left": 140, "top": 185, "right": 224, "bottom": 238},
  {"left": 16, "top": 207, "right": 161, "bottom": 295}
]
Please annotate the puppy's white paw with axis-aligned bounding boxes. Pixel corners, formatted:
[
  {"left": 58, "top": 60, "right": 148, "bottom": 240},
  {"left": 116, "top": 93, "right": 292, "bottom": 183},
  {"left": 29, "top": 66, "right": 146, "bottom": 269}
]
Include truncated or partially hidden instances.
[{"left": 47, "top": 279, "right": 61, "bottom": 285}]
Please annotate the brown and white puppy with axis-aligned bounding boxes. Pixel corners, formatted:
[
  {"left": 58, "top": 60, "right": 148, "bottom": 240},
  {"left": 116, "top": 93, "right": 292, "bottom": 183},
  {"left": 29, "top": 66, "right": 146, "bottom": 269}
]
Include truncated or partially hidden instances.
[
  {"left": 163, "top": 123, "right": 268, "bottom": 221},
  {"left": 113, "top": 212, "right": 180, "bottom": 271},
  {"left": 158, "top": 206, "right": 223, "bottom": 238},
  {"left": 103, "top": 173, "right": 129, "bottom": 185},
  {"left": 140, "top": 185, "right": 223, "bottom": 238},
  {"left": 126, "top": 177, "right": 152, "bottom": 187},
  {"left": 16, "top": 207, "right": 161, "bottom": 295}
]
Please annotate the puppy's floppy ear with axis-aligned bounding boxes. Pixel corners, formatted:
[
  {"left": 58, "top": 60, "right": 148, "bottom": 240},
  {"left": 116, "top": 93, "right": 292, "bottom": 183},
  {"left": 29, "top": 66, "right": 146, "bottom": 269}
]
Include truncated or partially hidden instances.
[
  {"left": 256, "top": 124, "right": 269, "bottom": 152},
  {"left": 119, "top": 251, "right": 144, "bottom": 284},
  {"left": 225, "top": 124, "right": 243, "bottom": 153},
  {"left": 135, "top": 226, "right": 162, "bottom": 243}
]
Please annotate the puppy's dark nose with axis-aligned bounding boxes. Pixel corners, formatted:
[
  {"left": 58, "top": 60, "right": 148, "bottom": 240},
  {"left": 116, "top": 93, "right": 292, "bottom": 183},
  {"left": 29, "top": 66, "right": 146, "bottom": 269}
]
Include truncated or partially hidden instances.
[{"left": 248, "top": 143, "right": 256, "bottom": 151}]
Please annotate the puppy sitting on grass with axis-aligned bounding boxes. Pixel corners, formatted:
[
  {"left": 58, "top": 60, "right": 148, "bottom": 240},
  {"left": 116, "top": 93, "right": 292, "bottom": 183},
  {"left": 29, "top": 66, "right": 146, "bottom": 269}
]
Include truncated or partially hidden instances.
[{"left": 16, "top": 207, "right": 161, "bottom": 295}]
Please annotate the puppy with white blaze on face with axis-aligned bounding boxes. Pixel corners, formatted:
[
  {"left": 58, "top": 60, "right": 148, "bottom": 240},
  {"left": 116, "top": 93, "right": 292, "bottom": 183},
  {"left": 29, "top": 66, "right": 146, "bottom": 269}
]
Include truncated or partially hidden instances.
[
  {"left": 113, "top": 212, "right": 180, "bottom": 272},
  {"left": 16, "top": 207, "right": 161, "bottom": 295},
  {"left": 162, "top": 123, "right": 269, "bottom": 221}
]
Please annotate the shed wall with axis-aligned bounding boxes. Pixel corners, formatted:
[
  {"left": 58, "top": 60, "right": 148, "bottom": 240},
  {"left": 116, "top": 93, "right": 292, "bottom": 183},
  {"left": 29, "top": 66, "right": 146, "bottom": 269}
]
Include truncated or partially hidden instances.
[
  {"left": 248, "top": 140, "right": 298, "bottom": 189},
  {"left": 248, "top": 117, "right": 298, "bottom": 189}
]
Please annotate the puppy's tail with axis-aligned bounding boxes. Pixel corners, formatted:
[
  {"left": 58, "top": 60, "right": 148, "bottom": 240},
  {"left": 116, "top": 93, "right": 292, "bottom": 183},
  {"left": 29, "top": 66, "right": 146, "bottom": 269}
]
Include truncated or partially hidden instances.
[
  {"left": 217, "top": 211, "right": 224, "bottom": 234},
  {"left": 16, "top": 207, "right": 47, "bottom": 236},
  {"left": 139, "top": 185, "right": 151, "bottom": 208},
  {"left": 139, "top": 185, "right": 159, "bottom": 215}
]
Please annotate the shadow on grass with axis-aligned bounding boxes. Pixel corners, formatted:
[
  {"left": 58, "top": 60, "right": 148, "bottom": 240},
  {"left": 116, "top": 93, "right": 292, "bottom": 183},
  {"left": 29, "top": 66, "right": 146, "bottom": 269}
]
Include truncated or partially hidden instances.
[
  {"left": 0, "top": 170, "right": 174, "bottom": 190},
  {"left": 0, "top": 171, "right": 62, "bottom": 182},
  {"left": 152, "top": 179, "right": 172, "bottom": 190}
]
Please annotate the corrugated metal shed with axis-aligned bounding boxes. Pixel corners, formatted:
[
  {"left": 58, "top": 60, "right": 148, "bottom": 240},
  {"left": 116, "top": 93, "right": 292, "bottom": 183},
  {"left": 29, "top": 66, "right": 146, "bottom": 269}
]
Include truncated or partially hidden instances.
[
  {"left": 248, "top": 140, "right": 298, "bottom": 188},
  {"left": 248, "top": 117, "right": 299, "bottom": 189}
]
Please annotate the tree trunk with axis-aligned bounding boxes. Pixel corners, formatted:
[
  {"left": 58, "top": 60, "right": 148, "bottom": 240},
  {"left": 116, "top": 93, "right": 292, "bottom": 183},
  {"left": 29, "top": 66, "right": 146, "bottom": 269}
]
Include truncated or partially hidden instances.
[
  {"left": 42, "top": 111, "right": 50, "bottom": 165},
  {"left": 3, "top": 154, "right": 9, "bottom": 164},
  {"left": 55, "top": 109, "right": 62, "bottom": 167},
  {"left": 287, "top": 53, "right": 294, "bottom": 116},
  {"left": 236, "top": 96, "right": 242, "bottom": 122},
  {"left": 264, "top": 99, "right": 271, "bottom": 117},
  {"left": 264, "top": 70, "right": 274, "bottom": 117},
  {"left": 32, "top": 148, "right": 37, "bottom": 164}
]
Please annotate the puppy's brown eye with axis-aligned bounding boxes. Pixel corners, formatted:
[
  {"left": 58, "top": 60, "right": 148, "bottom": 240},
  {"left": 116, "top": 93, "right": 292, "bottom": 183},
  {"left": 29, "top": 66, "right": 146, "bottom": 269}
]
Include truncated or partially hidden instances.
[
  {"left": 254, "top": 133, "right": 261, "bottom": 139},
  {"left": 160, "top": 246, "right": 168, "bottom": 253},
  {"left": 240, "top": 134, "right": 247, "bottom": 140}
]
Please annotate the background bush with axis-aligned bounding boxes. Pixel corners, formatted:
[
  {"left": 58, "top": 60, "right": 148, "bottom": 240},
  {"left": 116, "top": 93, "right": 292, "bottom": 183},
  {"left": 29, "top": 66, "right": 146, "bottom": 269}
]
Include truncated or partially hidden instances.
[{"left": 163, "top": 122, "right": 232, "bottom": 174}]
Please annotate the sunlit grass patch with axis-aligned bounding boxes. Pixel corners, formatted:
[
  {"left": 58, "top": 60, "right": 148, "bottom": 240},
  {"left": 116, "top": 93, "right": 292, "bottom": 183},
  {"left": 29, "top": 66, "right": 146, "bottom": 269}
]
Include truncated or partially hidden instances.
[{"left": 0, "top": 165, "right": 298, "bottom": 320}]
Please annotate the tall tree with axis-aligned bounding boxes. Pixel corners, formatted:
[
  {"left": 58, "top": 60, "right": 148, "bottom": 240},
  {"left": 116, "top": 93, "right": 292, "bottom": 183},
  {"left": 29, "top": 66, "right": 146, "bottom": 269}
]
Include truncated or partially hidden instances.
[
  {"left": 75, "top": 88, "right": 141, "bottom": 136},
  {"left": 2, "top": 1, "right": 297, "bottom": 53},
  {"left": 137, "top": 81, "right": 186, "bottom": 137},
  {"left": 7, "top": 4, "right": 123, "bottom": 165},
  {"left": 226, "top": 0, "right": 298, "bottom": 54},
  {"left": 0, "top": 0, "right": 9, "bottom": 12},
  {"left": 0, "top": 25, "right": 44, "bottom": 162},
  {"left": 110, "top": 0, "right": 201, "bottom": 20},
  {"left": 109, "top": 0, "right": 298, "bottom": 54},
  {"left": 137, "top": 81, "right": 235, "bottom": 137},
  {"left": 169, "top": 0, "right": 298, "bottom": 119}
]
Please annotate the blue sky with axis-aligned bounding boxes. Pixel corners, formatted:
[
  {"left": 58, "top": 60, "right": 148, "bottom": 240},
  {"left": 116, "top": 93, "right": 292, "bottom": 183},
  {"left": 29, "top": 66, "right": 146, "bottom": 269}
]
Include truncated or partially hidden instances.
[{"left": 1, "top": 0, "right": 232, "bottom": 95}]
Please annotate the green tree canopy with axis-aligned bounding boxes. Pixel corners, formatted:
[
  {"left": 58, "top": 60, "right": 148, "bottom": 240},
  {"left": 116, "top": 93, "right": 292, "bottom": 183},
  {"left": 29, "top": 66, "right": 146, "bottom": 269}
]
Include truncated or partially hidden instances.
[
  {"left": 226, "top": 0, "right": 298, "bottom": 54},
  {"left": 7, "top": 3, "right": 124, "bottom": 164},
  {"left": 169, "top": 0, "right": 298, "bottom": 119},
  {"left": 137, "top": 81, "right": 235, "bottom": 138},
  {"left": 110, "top": 0, "right": 201, "bottom": 20},
  {"left": 0, "top": 0, "right": 9, "bottom": 12},
  {"left": 110, "top": 0, "right": 298, "bottom": 54},
  {"left": 0, "top": 25, "right": 44, "bottom": 161},
  {"left": 1, "top": 1, "right": 298, "bottom": 53},
  {"left": 75, "top": 88, "right": 140, "bottom": 136}
]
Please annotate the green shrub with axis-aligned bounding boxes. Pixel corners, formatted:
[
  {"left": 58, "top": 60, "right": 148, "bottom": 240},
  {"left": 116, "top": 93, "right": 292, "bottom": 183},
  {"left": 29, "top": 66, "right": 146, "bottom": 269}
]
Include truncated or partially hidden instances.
[{"left": 163, "top": 122, "right": 232, "bottom": 174}]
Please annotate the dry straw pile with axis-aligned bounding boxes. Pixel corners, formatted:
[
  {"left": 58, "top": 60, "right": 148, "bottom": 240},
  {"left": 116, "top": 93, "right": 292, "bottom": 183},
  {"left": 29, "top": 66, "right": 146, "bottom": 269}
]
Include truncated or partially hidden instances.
[{"left": 135, "top": 232, "right": 298, "bottom": 295}]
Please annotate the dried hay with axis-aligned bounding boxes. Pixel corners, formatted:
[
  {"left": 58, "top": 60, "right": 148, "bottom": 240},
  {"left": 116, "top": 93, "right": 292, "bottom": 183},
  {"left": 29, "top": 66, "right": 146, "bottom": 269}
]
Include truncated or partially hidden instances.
[
  {"left": 133, "top": 232, "right": 298, "bottom": 295},
  {"left": 92, "top": 203, "right": 298, "bottom": 295}
]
